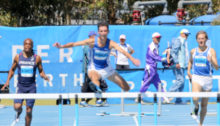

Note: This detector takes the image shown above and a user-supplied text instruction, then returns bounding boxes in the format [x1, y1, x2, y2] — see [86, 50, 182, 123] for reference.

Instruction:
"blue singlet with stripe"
[17, 52, 37, 86]
[192, 47, 212, 76]
[90, 37, 110, 69]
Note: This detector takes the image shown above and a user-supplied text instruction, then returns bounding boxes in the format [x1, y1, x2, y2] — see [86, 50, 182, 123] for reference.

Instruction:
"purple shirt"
[146, 42, 162, 68]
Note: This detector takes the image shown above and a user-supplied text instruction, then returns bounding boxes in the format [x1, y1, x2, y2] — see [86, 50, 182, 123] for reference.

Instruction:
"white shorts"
[88, 64, 116, 79]
[192, 74, 213, 91]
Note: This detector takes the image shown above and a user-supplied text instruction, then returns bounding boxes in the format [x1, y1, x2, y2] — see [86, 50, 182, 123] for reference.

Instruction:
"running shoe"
[11, 112, 20, 126]
[191, 106, 199, 123]
[96, 99, 105, 107]
[80, 101, 89, 107]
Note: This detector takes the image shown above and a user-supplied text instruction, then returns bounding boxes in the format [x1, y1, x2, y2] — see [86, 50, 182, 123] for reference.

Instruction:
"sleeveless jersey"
[17, 52, 37, 86]
[90, 37, 110, 69]
[192, 47, 212, 76]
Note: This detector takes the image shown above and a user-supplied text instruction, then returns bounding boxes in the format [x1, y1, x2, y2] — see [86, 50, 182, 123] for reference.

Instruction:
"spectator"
[168, 29, 190, 104]
[112, 34, 134, 70]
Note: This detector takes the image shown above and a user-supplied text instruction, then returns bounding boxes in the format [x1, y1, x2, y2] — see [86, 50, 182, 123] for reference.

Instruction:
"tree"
[0, 0, 219, 26]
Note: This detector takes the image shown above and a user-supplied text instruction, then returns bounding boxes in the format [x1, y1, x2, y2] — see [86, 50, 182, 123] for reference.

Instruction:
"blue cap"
[88, 31, 97, 37]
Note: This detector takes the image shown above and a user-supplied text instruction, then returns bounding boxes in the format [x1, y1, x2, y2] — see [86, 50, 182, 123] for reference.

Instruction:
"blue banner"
[0, 25, 220, 94]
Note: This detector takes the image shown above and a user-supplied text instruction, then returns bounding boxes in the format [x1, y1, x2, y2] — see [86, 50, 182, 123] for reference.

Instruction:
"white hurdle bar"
[0, 92, 220, 126]
[1, 92, 220, 99]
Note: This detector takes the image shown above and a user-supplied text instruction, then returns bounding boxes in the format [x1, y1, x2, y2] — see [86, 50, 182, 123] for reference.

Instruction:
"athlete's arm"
[110, 41, 140, 66]
[187, 49, 195, 82]
[1, 55, 19, 90]
[53, 38, 94, 48]
[36, 56, 49, 81]
[209, 48, 219, 70]
[166, 50, 170, 64]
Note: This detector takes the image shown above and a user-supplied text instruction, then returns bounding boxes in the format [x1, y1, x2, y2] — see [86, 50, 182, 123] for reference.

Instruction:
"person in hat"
[168, 28, 190, 104]
[139, 32, 169, 103]
[112, 34, 134, 70]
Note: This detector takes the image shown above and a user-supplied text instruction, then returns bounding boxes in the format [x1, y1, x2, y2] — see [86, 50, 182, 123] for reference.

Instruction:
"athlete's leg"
[14, 87, 24, 120]
[24, 86, 36, 126]
[88, 70, 101, 86]
[25, 106, 33, 126]
[199, 96, 209, 126]
[14, 103, 23, 119]
[192, 81, 202, 110]
[107, 72, 130, 91]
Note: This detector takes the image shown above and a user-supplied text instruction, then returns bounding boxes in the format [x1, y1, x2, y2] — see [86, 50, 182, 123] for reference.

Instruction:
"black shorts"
[116, 64, 130, 70]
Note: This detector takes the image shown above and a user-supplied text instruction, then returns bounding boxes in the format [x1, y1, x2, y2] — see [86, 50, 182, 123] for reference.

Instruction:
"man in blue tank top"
[80, 31, 108, 107]
[53, 22, 140, 94]
[187, 31, 219, 126]
[1, 38, 49, 126]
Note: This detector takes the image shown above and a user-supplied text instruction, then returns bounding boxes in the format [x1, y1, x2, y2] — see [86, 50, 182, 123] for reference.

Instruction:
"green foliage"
[0, 0, 220, 26]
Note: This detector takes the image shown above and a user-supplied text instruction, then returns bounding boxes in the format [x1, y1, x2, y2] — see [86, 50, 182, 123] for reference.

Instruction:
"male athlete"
[1, 38, 49, 126]
[53, 22, 140, 93]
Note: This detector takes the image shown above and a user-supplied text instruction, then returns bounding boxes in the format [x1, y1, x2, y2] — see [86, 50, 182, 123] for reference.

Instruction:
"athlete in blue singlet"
[1, 38, 49, 126]
[53, 22, 140, 93]
[187, 31, 219, 126]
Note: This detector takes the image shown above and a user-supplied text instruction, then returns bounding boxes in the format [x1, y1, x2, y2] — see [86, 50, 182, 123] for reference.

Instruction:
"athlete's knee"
[14, 105, 22, 112]
[26, 108, 33, 117]
[201, 103, 208, 109]
[193, 98, 199, 102]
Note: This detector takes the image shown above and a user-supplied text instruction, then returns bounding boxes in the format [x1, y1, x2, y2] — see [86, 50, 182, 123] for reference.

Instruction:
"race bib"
[21, 66, 34, 77]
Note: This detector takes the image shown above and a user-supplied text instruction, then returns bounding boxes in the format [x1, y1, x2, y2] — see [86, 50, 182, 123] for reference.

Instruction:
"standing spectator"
[112, 34, 134, 70]
[139, 32, 169, 103]
[168, 29, 190, 104]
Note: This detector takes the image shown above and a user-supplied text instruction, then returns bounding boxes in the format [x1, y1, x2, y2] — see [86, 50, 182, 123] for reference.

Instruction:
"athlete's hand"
[53, 42, 62, 48]
[187, 72, 192, 83]
[1, 83, 8, 91]
[132, 59, 140, 67]
[44, 76, 50, 81]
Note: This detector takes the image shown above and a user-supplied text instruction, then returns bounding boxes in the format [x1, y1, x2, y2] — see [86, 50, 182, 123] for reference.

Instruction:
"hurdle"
[96, 84, 163, 126]
[0, 92, 220, 126]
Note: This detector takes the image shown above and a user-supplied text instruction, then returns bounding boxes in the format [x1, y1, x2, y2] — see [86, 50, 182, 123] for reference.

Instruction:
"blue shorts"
[14, 84, 36, 108]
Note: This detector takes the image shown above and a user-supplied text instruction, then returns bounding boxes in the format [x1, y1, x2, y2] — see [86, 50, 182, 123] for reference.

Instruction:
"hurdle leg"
[158, 83, 162, 115]
[217, 93, 220, 126]
[58, 95, 63, 126]
[188, 80, 194, 111]
[74, 94, 79, 126]
[121, 89, 124, 113]
[154, 94, 158, 126]
[137, 94, 142, 126]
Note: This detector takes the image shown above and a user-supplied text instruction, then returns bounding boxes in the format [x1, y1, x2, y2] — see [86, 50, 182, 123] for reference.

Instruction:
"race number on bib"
[21, 66, 34, 77]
